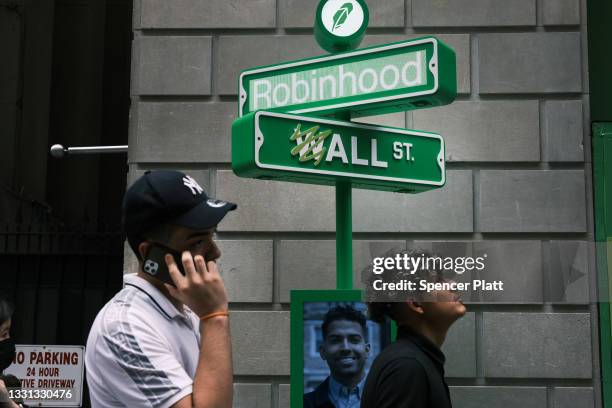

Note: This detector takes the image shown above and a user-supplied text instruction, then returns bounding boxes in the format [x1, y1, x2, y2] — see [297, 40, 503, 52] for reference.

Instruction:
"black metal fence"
[0, 224, 124, 347]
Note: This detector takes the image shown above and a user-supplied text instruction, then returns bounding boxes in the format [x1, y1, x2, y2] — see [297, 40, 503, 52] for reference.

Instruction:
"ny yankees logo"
[183, 175, 204, 195]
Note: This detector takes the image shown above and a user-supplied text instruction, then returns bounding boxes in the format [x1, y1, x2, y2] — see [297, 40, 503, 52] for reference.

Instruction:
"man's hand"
[165, 252, 233, 408]
[164, 252, 228, 317]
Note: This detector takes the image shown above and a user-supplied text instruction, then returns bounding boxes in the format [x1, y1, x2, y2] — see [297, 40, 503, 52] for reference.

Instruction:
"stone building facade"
[126, 1, 595, 407]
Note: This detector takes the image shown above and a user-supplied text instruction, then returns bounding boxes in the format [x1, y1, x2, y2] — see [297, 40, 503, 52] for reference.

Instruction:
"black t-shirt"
[361, 326, 452, 408]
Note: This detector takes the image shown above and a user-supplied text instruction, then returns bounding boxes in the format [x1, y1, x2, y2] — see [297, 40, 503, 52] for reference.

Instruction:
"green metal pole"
[336, 181, 352, 289]
[335, 111, 353, 290]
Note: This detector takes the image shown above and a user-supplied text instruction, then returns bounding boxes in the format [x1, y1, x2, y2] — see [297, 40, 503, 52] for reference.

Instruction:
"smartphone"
[143, 244, 186, 286]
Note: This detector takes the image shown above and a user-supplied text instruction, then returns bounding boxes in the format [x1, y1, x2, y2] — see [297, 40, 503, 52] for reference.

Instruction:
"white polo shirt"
[85, 274, 201, 408]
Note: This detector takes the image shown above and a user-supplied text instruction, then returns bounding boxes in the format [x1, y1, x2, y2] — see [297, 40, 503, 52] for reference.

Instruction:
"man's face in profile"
[320, 320, 370, 380]
[419, 277, 466, 326]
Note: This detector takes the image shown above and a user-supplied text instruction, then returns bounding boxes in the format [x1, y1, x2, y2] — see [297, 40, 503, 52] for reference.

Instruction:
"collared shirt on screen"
[328, 374, 367, 408]
[85, 274, 201, 408]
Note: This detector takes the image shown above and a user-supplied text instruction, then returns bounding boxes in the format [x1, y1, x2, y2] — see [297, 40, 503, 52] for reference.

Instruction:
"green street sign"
[238, 36, 456, 118]
[314, 0, 369, 53]
[232, 110, 445, 192]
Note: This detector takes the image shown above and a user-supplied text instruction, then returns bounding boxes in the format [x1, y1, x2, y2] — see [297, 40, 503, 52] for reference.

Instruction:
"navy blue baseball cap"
[123, 170, 236, 256]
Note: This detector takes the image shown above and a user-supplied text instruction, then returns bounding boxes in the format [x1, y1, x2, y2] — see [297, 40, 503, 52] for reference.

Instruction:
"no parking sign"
[3, 345, 84, 407]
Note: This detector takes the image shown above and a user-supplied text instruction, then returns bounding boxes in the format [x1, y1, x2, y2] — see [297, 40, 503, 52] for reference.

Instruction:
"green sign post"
[232, 0, 456, 307]
[233, 110, 445, 192]
[232, 2, 456, 405]
[239, 36, 456, 118]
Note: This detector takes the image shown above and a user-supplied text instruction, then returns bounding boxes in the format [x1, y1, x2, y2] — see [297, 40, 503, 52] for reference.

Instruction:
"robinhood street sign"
[239, 36, 456, 118]
[232, 111, 445, 192]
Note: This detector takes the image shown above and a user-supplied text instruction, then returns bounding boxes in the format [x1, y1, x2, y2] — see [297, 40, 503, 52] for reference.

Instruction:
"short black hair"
[129, 222, 176, 261]
[321, 305, 368, 340]
[0, 298, 14, 326]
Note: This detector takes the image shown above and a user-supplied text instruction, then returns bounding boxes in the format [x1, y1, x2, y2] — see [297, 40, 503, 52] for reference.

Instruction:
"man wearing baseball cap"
[85, 170, 236, 408]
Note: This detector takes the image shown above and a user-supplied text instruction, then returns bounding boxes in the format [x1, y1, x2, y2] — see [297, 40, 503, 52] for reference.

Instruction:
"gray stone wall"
[127, 0, 595, 407]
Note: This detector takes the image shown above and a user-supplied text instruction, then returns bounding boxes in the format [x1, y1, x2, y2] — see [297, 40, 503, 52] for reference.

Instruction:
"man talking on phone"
[85, 170, 236, 408]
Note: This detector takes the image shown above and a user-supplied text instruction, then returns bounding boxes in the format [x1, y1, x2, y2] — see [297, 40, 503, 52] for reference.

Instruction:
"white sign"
[3, 345, 84, 407]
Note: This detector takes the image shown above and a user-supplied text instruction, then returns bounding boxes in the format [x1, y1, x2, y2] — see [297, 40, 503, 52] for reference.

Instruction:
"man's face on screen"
[320, 320, 370, 379]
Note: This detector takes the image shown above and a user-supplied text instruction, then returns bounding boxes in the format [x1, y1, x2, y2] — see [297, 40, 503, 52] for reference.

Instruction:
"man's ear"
[365, 342, 371, 355]
[406, 301, 424, 315]
[138, 241, 151, 261]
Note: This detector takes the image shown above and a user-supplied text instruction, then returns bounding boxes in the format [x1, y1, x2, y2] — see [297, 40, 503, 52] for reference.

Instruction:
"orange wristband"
[199, 311, 229, 321]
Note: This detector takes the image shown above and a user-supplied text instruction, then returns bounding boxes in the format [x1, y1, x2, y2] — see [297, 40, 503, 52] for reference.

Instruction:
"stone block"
[543, 0, 581, 26]
[280, 0, 404, 28]
[132, 102, 234, 163]
[553, 387, 594, 408]
[544, 100, 584, 162]
[353, 171, 473, 232]
[479, 170, 587, 232]
[231, 311, 290, 375]
[278, 240, 335, 303]
[413, 101, 540, 162]
[442, 312, 477, 377]
[479, 33, 581, 93]
[140, 0, 276, 28]
[361, 34, 471, 94]
[547, 241, 589, 304]
[233, 383, 272, 408]
[216, 36, 322, 95]
[412, 0, 535, 27]
[473, 241, 543, 303]
[450, 386, 547, 408]
[278, 384, 290, 408]
[483, 313, 591, 378]
[216, 240, 273, 303]
[216, 171, 335, 232]
[136, 36, 212, 95]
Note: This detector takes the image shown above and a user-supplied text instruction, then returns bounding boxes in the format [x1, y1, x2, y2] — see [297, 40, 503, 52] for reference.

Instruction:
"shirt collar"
[123, 274, 186, 320]
[328, 373, 367, 400]
[397, 325, 446, 370]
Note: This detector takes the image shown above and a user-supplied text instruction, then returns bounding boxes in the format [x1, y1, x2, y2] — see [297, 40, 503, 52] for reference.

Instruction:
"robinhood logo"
[321, 0, 364, 37]
[332, 3, 353, 32]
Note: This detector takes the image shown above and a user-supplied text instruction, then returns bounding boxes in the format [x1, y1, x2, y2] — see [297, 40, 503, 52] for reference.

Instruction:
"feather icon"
[332, 2, 354, 31]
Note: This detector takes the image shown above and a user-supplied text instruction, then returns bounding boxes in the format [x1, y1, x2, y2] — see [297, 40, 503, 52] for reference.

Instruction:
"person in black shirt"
[361, 249, 466, 408]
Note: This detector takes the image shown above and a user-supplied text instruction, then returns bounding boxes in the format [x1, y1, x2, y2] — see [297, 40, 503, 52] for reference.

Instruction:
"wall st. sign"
[233, 111, 445, 192]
